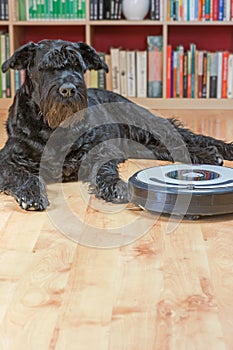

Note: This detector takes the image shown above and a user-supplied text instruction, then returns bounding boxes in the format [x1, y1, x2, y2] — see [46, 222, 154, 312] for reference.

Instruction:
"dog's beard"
[40, 86, 88, 129]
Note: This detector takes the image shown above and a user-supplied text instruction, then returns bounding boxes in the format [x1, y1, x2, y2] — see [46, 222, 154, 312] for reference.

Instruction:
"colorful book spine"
[227, 53, 233, 98]
[166, 45, 172, 97]
[178, 45, 184, 98]
[190, 43, 196, 98]
[222, 51, 229, 98]
[205, 0, 211, 20]
[212, 0, 219, 20]
[202, 51, 208, 98]
[147, 35, 163, 98]
[183, 51, 188, 98]
[218, 0, 224, 20]
[198, 51, 203, 98]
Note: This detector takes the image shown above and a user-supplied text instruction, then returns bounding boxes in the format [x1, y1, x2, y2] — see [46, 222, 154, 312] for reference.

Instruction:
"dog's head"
[2, 39, 109, 128]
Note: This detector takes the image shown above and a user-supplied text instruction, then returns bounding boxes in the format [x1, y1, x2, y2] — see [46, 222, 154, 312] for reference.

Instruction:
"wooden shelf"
[0, 0, 233, 109]
[166, 20, 233, 26]
[13, 20, 86, 26]
[130, 98, 233, 110]
[2, 97, 232, 111]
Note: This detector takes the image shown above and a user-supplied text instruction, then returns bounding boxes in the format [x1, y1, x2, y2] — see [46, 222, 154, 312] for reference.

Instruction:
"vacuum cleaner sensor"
[128, 164, 233, 218]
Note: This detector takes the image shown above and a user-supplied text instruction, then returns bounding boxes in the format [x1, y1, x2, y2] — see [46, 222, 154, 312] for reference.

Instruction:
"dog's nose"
[59, 83, 76, 98]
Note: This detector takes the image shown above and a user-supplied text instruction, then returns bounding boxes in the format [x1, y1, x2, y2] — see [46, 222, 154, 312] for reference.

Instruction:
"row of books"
[89, 38, 233, 99]
[168, 0, 233, 21]
[89, 36, 163, 98]
[90, 0, 122, 20]
[0, 0, 8, 20]
[17, 0, 86, 21]
[90, 0, 163, 20]
[167, 43, 233, 98]
[0, 32, 11, 98]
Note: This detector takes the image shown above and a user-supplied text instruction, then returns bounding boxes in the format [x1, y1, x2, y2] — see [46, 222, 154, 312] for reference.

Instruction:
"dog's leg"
[186, 144, 224, 165]
[170, 119, 233, 164]
[0, 143, 49, 211]
[89, 159, 129, 203]
[78, 142, 129, 203]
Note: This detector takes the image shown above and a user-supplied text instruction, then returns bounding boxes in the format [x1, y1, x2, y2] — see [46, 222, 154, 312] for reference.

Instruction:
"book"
[222, 51, 229, 98]
[190, 43, 196, 98]
[155, 0, 160, 20]
[90, 0, 94, 19]
[136, 50, 147, 97]
[1, 33, 6, 97]
[97, 52, 107, 89]
[98, 0, 104, 20]
[225, 0, 231, 21]
[218, 0, 224, 20]
[89, 69, 98, 88]
[194, 49, 199, 98]
[173, 50, 178, 97]
[212, 0, 219, 20]
[166, 44, 172, 97]
[119, 50, 127, 96]
[187, 50, 191, 98]
[105, 54, 112, 90]
[197, 51, 203, 98]
[227, 54, 233, 98]
[110, 47, 120, 94]
[205, 0, 211, 20]
[5, 33, 11, 97]
[209, 52, 218, 98]
[104, 0, 111, 19]
[150, 0, 155, 19]
[202, 51, 208, 98]
[147, 35, 163, 98]
[126, 50, 136, 97]
[217, 51, 223, 99]
[17, 0, 26, 20]
[14, 71, 21, 91]
[178, 45, 184, 98]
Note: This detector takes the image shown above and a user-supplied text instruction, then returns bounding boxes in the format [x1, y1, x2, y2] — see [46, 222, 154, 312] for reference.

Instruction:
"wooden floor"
[0, 107, 233, 350]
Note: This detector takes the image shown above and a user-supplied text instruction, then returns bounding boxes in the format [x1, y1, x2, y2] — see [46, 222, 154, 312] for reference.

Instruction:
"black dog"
[0, 39, 232, 211]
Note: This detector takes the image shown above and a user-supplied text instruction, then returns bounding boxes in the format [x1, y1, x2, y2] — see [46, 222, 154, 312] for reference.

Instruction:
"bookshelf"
[0, 0, 233, 110]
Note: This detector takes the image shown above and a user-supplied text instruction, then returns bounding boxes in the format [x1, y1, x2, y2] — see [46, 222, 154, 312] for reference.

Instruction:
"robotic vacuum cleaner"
[128, 164, 233, 219]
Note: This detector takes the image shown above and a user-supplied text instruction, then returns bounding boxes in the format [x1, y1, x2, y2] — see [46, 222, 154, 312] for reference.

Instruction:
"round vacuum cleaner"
[128, 164, 233, 219]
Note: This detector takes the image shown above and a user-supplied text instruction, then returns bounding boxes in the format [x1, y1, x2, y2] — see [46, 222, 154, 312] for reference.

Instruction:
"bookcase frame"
[0, 0, 233, 110]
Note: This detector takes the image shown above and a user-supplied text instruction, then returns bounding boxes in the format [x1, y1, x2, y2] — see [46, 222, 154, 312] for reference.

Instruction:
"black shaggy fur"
[0, 39, 232, 211]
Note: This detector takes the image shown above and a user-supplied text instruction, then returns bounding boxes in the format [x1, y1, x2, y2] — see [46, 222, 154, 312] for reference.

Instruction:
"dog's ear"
[2, 42, 38, 72]
[75, 42, 109, 73]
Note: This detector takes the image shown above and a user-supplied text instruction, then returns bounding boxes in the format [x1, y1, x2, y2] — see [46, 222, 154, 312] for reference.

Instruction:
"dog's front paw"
[111, 180, 130, 203]
[90, 179, 130, 204]
[191, 146, 224, 166]
[206, 146, 224, 166]
[14, 176, 49, 211]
